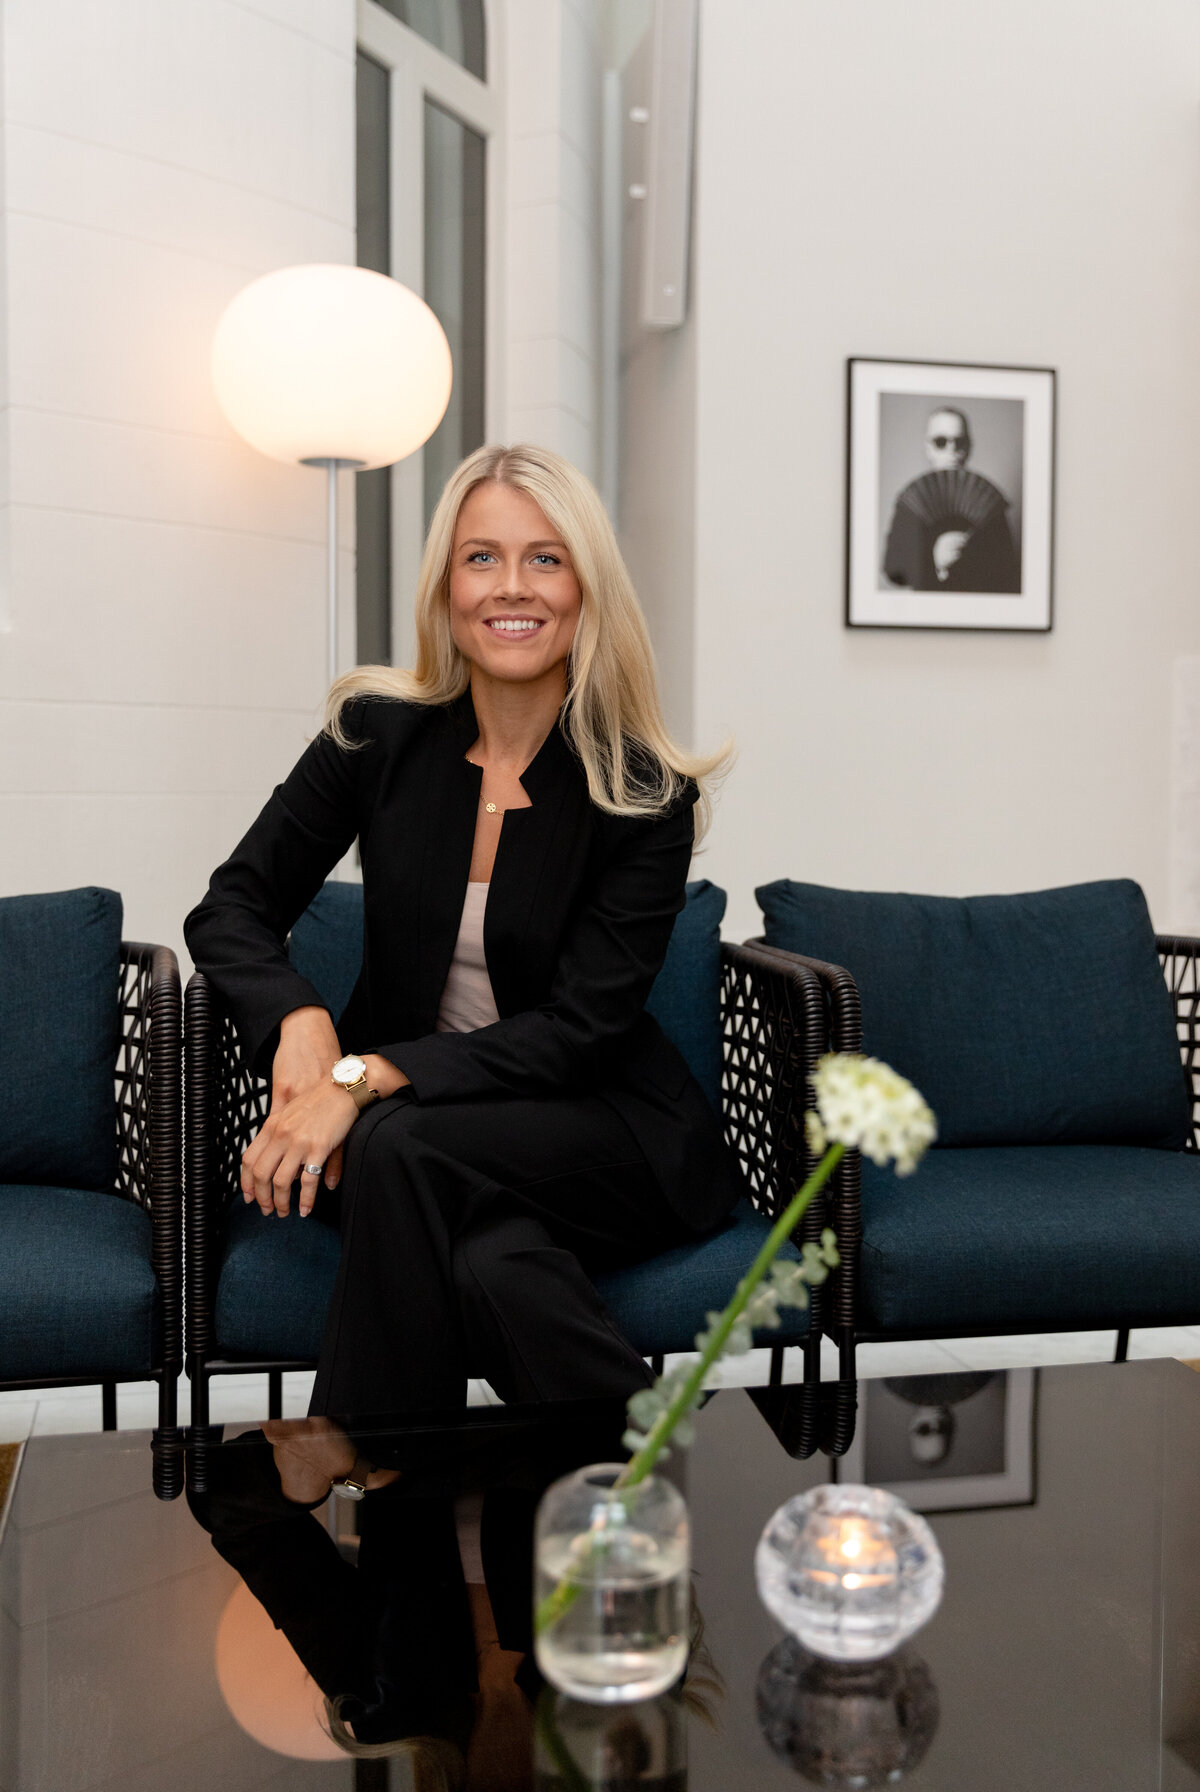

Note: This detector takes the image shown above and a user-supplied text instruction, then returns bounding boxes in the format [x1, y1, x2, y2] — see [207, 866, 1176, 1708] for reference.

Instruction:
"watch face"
[332, 1477, 367, 1501]
[332, 1056, 367, 1087]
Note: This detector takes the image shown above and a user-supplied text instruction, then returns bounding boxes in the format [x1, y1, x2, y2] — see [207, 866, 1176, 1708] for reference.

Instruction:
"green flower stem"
[615, 1143, 845, 1492]
[534, 1143, 845, 1639]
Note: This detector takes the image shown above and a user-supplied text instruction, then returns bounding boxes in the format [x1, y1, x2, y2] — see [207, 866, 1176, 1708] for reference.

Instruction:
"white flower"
[809, 1053, 936, 1175]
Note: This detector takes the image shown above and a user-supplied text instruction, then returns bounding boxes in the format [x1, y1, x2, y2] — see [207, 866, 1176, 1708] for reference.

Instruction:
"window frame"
[356, 0, 505, 667]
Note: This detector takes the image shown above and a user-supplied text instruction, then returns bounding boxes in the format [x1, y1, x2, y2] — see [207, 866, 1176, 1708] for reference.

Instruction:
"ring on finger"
[304, 1162, 324, 1177]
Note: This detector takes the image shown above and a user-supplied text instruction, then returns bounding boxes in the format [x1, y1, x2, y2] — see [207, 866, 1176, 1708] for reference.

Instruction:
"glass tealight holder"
[755, 1484, 943, 1662]
[535, 1466, 690, 1703]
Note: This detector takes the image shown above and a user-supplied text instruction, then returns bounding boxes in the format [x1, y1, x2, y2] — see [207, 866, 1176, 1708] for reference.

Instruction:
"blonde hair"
[324, 1701, 464, 1786]
[326, 443, 730, 837]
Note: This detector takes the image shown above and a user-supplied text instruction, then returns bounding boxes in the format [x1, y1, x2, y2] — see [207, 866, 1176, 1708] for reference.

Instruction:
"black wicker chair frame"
[184, 939, 842, 1483]
[757, 933, 1200, 1405]
[0, 944, 184, 1499]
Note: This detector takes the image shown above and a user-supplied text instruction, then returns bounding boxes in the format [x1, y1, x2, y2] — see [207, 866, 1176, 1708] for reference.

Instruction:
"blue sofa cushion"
[595, 1199, 808, 1355]
[289, 877, 728, 1112]
[859, 1145, 1200, 1332]
[216, 1195, 805, 1363]
[757, 877, 1189, 1150]
[0, 887, 123, 1190]
[288, 880, 365, 1025]
[0, 1184, 157, 1380]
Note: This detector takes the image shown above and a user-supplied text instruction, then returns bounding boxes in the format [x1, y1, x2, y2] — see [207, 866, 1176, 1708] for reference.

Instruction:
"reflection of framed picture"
[846, 357, 1056, 632]
[837, 1370, 1037, 1513]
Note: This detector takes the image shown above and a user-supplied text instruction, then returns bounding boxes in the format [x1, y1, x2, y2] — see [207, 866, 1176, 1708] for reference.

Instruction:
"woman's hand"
[247, 1005, 346, 1211]
[245, 1010, 412, 1216]
[241, 1076, 358, 1218]
[272, 1004, 341, 1108]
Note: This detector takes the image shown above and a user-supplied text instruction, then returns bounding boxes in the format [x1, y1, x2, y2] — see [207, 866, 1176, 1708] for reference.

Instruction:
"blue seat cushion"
[0, 887, 122, 1190]
[757, 877, 1190, 1150]
[216, 1196, 806, 1363]
[860, 1145, 1200, 1332]
[290, 877, 728, 1112]
[595, 1199, 809, 1356]
[0, 1184, 157, 1380]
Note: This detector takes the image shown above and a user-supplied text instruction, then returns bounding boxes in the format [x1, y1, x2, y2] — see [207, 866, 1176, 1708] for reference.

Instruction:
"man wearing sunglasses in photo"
[882, 405, 1021, 594]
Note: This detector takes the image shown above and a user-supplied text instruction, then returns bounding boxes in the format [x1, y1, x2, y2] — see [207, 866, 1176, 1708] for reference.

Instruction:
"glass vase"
[534, 1465, 690, 1703]
[535, 1687, 687, 1789]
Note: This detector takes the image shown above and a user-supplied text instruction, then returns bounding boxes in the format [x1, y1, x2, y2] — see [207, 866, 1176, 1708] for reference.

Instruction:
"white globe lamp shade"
[211, 263, 452, 469]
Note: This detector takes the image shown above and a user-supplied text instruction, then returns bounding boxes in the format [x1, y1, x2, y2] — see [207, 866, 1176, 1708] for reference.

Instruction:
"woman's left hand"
[240, 1080, 358, 1218]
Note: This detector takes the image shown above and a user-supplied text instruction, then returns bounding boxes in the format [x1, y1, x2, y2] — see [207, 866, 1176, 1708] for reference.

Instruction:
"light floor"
[3, 1325, 1200, 1445]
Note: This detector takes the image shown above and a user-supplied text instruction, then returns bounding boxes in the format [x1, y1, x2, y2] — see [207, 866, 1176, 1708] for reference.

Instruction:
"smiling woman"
[184, 442, 735, 1433]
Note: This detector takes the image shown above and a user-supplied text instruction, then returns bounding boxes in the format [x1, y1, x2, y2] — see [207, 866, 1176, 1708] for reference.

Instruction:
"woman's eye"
[467, 551, 496, 565]
[532, 554, 561, 567]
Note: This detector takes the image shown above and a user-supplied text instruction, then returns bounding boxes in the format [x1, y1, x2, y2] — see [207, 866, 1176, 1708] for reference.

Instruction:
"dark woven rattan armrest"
[116, 943, 182, 1375]
[184, 970, 270, 1361]
[741, 938, 862, 1336]
[718, 934, 833, 1336]
[1157, 934, 1200, 1153]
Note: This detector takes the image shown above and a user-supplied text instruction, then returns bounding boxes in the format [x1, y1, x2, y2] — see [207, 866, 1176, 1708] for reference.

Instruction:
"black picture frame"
[846, 356, 1056, 632]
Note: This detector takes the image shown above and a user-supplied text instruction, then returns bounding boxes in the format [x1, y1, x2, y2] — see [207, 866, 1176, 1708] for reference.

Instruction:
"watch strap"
[331, 1452, 375, 1499]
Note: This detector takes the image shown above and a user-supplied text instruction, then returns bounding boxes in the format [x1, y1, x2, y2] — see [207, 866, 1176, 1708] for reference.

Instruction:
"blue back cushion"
[0, 887, 122, 1190]
[757, 877, 1190, 1149]
[646, 879, 726, 1111]
[288, 880, 364, 1024]
[289, 877, 727, 1111]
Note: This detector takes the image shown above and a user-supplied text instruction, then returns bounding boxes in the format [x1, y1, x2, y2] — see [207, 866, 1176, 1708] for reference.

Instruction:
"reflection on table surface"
[5, 1360, 1200, 1790]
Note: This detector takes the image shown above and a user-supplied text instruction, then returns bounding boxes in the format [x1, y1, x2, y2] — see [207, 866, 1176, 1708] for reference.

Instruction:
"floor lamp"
[211, 263, 452, 694]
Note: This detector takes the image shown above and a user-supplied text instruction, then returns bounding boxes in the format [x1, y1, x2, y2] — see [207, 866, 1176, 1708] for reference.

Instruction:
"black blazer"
[184, 690, 738, 1232]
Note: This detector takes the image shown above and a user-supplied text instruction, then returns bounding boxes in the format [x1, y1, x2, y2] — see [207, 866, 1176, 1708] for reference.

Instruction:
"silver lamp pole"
[302, 456, 365, 690]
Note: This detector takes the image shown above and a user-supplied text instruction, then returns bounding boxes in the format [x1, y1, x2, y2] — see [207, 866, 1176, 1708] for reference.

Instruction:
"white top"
[435, 881, 500, 1034]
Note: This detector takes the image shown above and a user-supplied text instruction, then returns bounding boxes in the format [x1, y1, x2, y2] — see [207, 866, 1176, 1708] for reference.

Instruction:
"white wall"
[0, 0, 356, 958]
[674, 0, 1200, 939]
[504, 0, 605, 478]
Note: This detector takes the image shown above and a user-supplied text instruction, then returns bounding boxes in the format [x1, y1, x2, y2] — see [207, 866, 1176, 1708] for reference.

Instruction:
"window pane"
[371, 0, 485, 80]
[423, 100, 486, 531]
[355, 50, 392, 664]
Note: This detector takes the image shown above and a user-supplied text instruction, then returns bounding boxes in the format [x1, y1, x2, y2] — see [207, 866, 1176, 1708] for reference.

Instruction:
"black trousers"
[309, 1090, 695, 1419]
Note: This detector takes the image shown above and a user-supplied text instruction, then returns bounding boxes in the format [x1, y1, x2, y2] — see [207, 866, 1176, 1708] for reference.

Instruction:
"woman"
[185, 443, 736, 1421]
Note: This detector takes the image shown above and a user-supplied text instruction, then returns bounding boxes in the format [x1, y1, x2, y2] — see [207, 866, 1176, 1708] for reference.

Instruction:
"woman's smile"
[483, 615, 546, 635]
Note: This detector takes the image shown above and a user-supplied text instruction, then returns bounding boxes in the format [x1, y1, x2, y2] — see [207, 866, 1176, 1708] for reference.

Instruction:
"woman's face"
[448, 481, 582, 692]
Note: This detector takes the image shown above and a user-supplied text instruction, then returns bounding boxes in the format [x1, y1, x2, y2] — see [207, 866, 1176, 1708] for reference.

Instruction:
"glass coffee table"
[3, 1356, 1199, 1790]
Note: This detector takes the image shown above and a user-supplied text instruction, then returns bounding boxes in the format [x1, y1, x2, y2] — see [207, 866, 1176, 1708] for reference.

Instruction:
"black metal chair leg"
[649, 1355, 664, 1377]
[101, 1381, 117, 1431]
[769, 1345, 784, 1388]
[268, 1369, 283, 1419]
[153, 1368, 184, 1502]
[1114, 1328, 1130, 1363]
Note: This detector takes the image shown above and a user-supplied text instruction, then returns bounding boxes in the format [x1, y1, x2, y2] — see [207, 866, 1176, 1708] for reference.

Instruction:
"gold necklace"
[466, 758, 500, 815]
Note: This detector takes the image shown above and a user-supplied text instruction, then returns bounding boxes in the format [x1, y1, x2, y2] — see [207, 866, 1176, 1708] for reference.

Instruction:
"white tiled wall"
[0, 0, 356, 962]
[504, 0, 604, 478]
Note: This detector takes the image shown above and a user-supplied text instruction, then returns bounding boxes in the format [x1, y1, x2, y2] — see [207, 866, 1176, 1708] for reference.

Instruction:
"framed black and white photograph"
[837, 1370, 1037, 1514]
[846, 358, 1056, 631]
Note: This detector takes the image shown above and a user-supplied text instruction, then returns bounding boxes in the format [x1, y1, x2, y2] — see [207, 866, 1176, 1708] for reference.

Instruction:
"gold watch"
[330, 1452, 374, 1501]
[331, 1054, 380, 1113]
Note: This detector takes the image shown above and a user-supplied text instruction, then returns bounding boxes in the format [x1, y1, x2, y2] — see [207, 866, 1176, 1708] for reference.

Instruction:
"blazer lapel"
[412, 693, 481, 1033]
[485, 722, 591, 1018]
